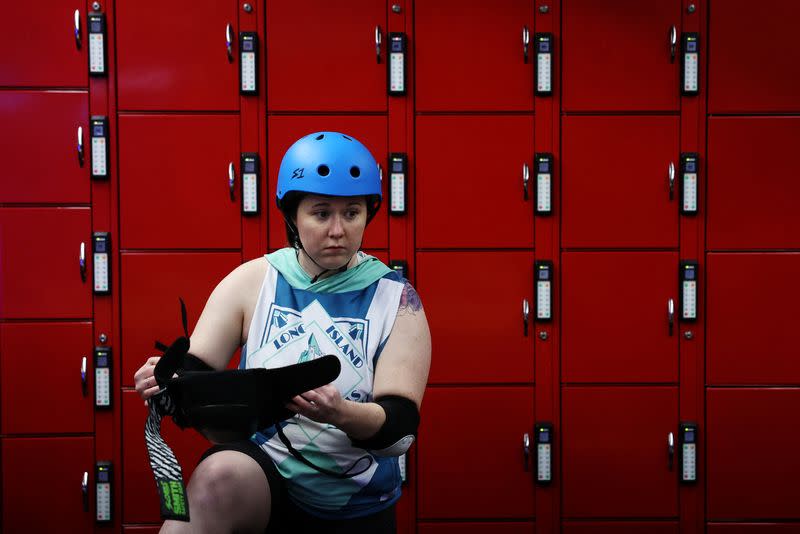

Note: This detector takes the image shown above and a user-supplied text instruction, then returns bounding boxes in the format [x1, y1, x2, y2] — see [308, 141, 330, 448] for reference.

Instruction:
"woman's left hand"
[286, 384, 345, 425]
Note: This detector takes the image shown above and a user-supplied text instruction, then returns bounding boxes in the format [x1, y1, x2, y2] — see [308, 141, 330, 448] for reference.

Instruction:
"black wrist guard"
[350, 395, 419, 457]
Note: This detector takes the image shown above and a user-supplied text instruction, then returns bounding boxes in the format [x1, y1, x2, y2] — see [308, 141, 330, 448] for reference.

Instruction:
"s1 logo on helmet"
[291, 168, 305, 180]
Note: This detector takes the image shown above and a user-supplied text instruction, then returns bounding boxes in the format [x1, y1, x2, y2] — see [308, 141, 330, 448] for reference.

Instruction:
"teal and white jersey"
[242, 248, 406, 519]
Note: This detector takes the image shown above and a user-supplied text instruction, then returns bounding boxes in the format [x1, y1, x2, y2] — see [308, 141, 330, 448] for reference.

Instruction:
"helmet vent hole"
[317, 164, 330, 177]
[315, 134, 325, 140]
[350, 166, 361, 178]
[342, 135, 352, 141]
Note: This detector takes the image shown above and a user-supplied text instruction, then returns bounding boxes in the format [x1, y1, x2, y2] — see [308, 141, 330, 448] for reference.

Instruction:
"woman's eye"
[346, 210, 360, 219]
[314, 211, 329, 219]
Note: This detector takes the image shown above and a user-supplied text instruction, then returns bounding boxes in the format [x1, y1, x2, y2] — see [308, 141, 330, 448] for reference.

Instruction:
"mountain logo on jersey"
[298, 334, 323, 363]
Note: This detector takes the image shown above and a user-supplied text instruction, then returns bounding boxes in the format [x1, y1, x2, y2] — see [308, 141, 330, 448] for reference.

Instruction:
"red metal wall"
[1, 1, 799, 532]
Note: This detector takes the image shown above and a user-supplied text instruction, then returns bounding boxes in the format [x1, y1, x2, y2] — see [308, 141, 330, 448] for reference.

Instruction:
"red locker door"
[709, 0, 800, 113]
[416, 252, 534, 384]
[562, 0, 681, 112]
[419, 523, 534, 533]
[0, 208, 92, 319]
[0, 2, 87, 87]
[563, 523, 678, 534]
[416, 115, 535, 249]
[417, 387, 535, 519]
[267, 0, 386, 112]
[122, 391, 210, 522]
[708, 526, 800, 534]
[562, 252, 679, 383]
[116, 1, 239, 111]
[266, 116, 388, 250]
[707, 389, 800, 519]
[0, 91, 90, 203]
[562, 116, 679, 248]
[118, 115, 241, 249]
[1, 322, 93, 434]
[2, 437, 94, 532]
[707, 118, 800, 250]
[561, 387, 679, 518]
[708, 253, 800, 385]
[415, 0, 535, 111]
[121, 252, 241, 387]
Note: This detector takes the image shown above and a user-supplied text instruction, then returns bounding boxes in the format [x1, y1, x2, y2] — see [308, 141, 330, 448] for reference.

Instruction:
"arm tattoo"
[398, 281, 423, 316]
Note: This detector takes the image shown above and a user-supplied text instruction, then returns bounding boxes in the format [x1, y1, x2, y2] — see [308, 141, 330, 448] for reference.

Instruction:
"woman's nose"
[328, 215, 345, 237]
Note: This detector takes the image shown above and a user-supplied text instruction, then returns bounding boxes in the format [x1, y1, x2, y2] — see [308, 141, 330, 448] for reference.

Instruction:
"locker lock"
[243, 3, 253, 12]
[687, 4, 696, 13]
[92, 2, 101, 11]
[538, 331, 548, 340]
[539, 5, 549, 13]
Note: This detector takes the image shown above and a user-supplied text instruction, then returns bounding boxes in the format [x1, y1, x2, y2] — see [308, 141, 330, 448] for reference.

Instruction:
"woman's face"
[295, 194, 368, 269]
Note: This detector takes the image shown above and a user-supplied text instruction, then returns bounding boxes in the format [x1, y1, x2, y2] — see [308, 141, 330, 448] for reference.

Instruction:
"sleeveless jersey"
[241, 249, 406, 519]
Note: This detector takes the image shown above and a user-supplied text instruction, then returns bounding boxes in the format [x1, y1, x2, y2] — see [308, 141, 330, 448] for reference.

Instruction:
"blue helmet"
[276, 131, 382, 222]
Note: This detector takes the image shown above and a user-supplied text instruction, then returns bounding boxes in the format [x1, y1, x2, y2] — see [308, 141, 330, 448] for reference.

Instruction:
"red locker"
[266, 0, 387, 112]
[419, 523, 534, 533]
[266, 116, 389, 250]
[708, 389, 800, 520]
[561, 115, 680, 248]
[0, 208, 93, 319]
[707, 253, 800, 385]
[561, 387, 678, 518]
[417, 387, 535, 519]
[122, 391, 210, 523]
[416, 251, 534, 384]
[709, 0, 800, 113]
[562, 0, 681, 111]
[415, 0, 535, 111]
[120, 252, 241, 387]
[116, 1, 239, 111]
[708, 526, 800, 534]
[416, 115, 535, 249]
[561, 252, 679, 383]
[0, 91, 90, 204]
[1, 322, 94, 434]
[563, 523, 678, 534]
[118, 114, 242, 249]
[0, 2, 88, 87]
[707, 118, 800, 250]
[2, 437, 95, 532]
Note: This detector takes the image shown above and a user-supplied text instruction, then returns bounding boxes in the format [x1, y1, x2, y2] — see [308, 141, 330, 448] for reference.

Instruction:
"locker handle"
[667, 432, 675, 471]
[522, 298, 530, 336]
[226, 23, 233, 63]
[523, 433, 531, 471]
[74, 9, 82, 49]
[522, 26, 530, 63]
[81, 356, 88, 397]
[669, 26, 677, 63]
[81, 471, 89, 512]
[375, 25, 382, 64]
[522, 163, 530, 201]
[77, 126, 84, 167]
[79, 242, 87, 283]
[668, 161, 675, 201]
[378, 163, 383, 183]
[667, 298, 674, 336]
[228, 162, 236, 201]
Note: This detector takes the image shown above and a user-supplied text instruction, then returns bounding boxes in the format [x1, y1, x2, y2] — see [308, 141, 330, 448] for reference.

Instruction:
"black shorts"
[200, 440, 396, 534]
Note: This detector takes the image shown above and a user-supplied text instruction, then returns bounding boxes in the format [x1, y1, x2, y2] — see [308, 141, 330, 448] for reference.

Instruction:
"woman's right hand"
[134, 356, 162, 405]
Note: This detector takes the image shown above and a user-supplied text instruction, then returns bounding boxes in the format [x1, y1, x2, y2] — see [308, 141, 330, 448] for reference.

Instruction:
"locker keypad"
[89, 33, 104, 74]
[96, 463, 112, 523]
[390, 52, 404, 93]
[241, 51, 256, 92]
[682, 443, 696, 481]
[95, 367, 110, 407]
[91, 136, 107, 177]
[390, 172, 405, 212]
[682, 33, 699, 95]
[537, 443, 551, 481]
[683, 173, 697, 212]
[684, 52, 698, 92]
[682, 279, 696, 319]
[535, 34, 553, 95]
[243, 172, 257, 213]
[94, 252, 109, 293]
[537, 173, 551, 213]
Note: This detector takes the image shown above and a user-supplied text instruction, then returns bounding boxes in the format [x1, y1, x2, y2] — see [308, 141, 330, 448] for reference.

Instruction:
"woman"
[134, 131, 431, 533]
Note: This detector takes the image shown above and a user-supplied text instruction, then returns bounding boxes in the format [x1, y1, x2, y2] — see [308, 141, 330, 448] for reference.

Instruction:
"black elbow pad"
[350, 395, 420, 457]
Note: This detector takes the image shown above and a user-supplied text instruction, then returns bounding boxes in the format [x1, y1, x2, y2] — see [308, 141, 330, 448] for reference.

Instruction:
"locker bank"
[1, 0, 799, 532]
